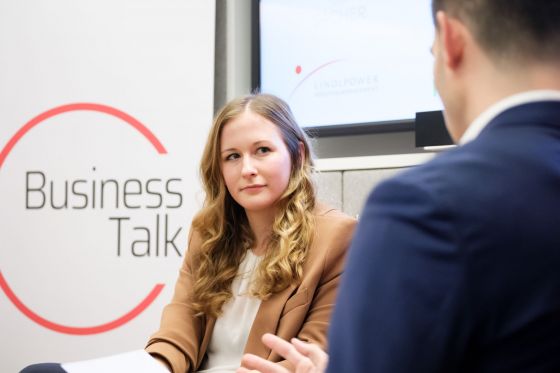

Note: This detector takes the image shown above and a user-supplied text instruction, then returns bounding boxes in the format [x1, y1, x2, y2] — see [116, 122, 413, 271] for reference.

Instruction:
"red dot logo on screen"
[289, 59, 343, 98]
[0, 103, 167, 335]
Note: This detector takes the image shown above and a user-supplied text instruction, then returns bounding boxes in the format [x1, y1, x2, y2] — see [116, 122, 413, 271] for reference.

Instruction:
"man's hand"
[236, 333, 328, 373]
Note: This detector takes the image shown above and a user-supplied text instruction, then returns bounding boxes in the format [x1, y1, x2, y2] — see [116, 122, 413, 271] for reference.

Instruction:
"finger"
[291, 338, 328, 370]
[261, 333, 307, 366]
[290, 338, 314, 355]
[240, 353, 289, 373]
[294, 356, 316, 373]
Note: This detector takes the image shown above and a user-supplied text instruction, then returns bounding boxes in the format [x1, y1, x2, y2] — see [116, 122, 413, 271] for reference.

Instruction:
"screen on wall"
[258, 0, 443, 132]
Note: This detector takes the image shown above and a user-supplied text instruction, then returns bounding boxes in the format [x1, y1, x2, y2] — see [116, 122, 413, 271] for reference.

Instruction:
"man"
[238, 0, 560, 372]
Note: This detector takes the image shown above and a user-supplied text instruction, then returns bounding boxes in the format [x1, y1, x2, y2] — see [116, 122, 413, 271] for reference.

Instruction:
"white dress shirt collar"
[459, 90, 560, 145]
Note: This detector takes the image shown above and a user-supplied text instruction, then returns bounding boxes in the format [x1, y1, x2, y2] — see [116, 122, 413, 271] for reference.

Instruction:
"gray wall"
[314, 167, 406, 217]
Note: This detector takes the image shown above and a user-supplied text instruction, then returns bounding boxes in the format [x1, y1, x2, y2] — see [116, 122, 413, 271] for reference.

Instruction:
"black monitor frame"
[251, 0, 451, 144]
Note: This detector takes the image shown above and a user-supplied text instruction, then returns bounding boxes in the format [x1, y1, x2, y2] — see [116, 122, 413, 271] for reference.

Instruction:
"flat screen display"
[258, 0, 443, 130]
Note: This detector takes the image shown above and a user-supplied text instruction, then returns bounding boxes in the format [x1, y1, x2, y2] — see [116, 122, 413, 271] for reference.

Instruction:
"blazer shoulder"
[188, 227, 203, 250]
[313, 202, 357, 243]
[314, 201, 356, 224]
[181, 226, 206, 266]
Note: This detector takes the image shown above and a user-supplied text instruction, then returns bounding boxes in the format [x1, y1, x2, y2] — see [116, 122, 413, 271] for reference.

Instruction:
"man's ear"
[436, 11, 466, 70]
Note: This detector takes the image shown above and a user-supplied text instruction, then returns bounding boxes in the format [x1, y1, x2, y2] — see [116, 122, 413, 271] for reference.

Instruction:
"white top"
[459, 90, 560, 145]
[197, 250, 263, 373]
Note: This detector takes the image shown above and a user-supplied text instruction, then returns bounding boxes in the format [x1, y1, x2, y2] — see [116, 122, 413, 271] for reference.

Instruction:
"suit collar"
[460, 90, 560, 145]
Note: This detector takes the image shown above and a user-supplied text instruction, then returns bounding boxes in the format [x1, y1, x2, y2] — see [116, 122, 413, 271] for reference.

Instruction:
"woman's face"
[220, 110, 293, 215]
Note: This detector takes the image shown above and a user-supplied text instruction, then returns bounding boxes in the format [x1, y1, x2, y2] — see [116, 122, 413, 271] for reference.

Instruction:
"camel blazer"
[146, 205, 356, 373]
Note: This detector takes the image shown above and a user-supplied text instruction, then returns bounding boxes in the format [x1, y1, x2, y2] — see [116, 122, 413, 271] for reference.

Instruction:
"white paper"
[61, 350, 169, 373]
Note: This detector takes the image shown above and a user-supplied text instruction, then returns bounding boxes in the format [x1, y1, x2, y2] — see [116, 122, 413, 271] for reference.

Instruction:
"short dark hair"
[432, 0, 560, 63]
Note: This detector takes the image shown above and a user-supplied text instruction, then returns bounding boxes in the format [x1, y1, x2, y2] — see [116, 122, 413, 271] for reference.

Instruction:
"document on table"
[61, 349, 169, 373]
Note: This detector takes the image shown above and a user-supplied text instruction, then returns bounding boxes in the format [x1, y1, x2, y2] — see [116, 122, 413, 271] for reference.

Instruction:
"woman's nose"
[241, 156, 257, 177]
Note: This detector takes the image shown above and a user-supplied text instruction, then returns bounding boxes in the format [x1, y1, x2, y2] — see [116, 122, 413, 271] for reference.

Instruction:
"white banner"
[0, 1, 215, 371]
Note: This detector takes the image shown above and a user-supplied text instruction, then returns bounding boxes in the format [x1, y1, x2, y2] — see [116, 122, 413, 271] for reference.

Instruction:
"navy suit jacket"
[328, 101, 560, 372]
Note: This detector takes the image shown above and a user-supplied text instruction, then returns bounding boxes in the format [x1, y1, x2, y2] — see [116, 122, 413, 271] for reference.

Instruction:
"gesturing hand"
[236, 333, 328, 373]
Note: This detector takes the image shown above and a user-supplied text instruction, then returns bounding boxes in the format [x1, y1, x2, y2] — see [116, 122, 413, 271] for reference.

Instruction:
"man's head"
[432, 0, 560, 64]
[430, 0, 560, 141]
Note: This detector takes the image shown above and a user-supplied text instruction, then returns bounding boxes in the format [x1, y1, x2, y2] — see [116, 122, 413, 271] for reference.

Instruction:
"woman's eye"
[225, 153, 239, 161]
[256, 146, 271, 154]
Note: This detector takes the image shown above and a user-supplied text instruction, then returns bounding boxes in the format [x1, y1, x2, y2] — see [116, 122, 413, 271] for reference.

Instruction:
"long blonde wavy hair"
[191, 93, 316, 318]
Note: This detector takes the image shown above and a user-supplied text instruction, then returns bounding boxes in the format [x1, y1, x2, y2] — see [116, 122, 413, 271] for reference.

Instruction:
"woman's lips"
[241, 184, 265, 191]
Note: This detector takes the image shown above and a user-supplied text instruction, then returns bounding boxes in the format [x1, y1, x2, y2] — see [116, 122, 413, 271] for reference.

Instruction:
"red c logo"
[0, 103, 166, 335]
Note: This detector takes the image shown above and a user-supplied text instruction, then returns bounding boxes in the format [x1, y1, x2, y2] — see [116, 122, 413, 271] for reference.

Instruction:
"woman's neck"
[246, 209, 275, 256]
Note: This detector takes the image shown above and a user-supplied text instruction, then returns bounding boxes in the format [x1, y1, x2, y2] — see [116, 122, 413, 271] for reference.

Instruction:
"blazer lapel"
[243, 283, 298, 357]
[197, 316, 216, 368]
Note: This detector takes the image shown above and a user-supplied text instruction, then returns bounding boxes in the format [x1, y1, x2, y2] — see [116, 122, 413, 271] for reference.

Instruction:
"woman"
[145, 93, 356, 373]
